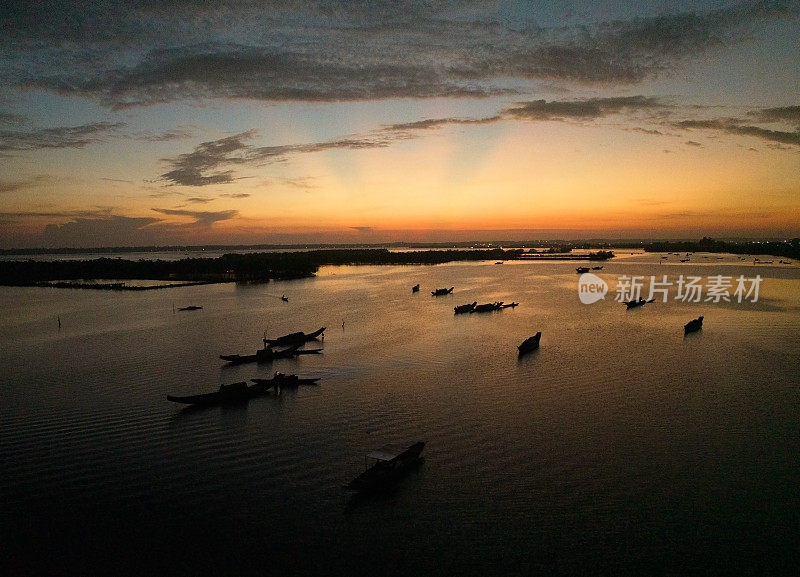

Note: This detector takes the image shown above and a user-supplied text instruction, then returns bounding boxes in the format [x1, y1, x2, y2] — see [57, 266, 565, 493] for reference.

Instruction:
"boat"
[454, 302, 477, 314]
[471, 302, 503, 313]
[501, 302, 519, 308]
[576, 267, 590, 273]
[680, 258, 690, 262]
[251, 372, 320, 391]
[412, 284, 420, 293]
[495, 261, 503, 264]
[264, 327, 325, 346]
[431, 287, 454, 296]
[518, 332, 541, 354]
[177, 305, 202, 311]
[219, 343, 322, 364]
[623, 297, 654, 309]
[684, 316, 704, 335]
[591, 266, 603, 270]
[281, 295, 289, 302]
[167, 374, 319, 406]
[344, 442, 425, 492]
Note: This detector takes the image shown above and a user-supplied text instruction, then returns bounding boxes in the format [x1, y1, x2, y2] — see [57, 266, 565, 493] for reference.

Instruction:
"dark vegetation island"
[1, 237, 796, 290]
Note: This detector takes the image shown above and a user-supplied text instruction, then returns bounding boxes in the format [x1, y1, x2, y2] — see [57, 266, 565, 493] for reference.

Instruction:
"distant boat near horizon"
[177, 305, 202, 311]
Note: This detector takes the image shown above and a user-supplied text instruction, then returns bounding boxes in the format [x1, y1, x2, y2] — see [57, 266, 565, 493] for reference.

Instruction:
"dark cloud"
[750, 105, 800, 126]
[160, 131, 392, 186]
[39, 215, 161, 247]
[505, 96, 664, 120]
[686, 141, 702, 147]
[0, 121, 125, 152]
[3, 1, 797, 107]
[675, 118, 800, 146]
[151, 207, 237, 225]
[185, 197, 214, 204]
[385, 116, 502, 131]
[220, 192, 250, 198]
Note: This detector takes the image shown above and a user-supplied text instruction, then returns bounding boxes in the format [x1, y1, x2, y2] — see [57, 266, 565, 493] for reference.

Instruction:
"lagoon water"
[2, 253, 799, 576]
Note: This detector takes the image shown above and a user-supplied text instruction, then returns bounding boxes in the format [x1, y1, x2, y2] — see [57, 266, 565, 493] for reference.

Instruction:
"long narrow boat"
[251, 373, 320, 391]
[684, 315, 704, 335]
[177, 305, 203, 311]
[518, 332, 541, 354]
[167, 374, 320, 405]
[471, 302, 503, 313]
[219, 344, 322, 364]
[624, 297, 655, 309]
[167, 381, 251, 406]
[431, 287, 454, 296]
[454, 302, 477, 314]
[344, 442, 425, 492]
[264, 327, 325, 346]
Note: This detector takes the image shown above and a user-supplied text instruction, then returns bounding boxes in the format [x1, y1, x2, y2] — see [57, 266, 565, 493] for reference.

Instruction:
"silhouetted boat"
[684, 316, 704, 335]
[264, 327, 325, 346]
[344, 442, 425, 492]
[178, 305, 202, 311]
[432, 287, 454, 296]
[219, 343, 322, 364]
[501, 302, 519, 308]
[495, 261, 503, 264]
[576, 267, 590, 273]
[591, 266, 603, 270]
[251, 373, 320, 391]
[680, 258, 690, 262]
[281, 295, 289, 302]
[412, 284, 420, 292]
[518, 332, 541, 354]
[471, 302, 503, 312]
[167, 374, 318, 405]
[454, 302, 477, 314]
[624, 297, 654, 309]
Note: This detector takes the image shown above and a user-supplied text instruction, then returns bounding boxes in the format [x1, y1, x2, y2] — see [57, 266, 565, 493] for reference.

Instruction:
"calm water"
[2, 253, 799, 576]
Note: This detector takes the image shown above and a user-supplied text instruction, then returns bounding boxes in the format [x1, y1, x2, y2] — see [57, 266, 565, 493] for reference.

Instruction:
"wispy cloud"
[220, 192, 250, 199]
[136, 127, 194, 142]
[504, 96, 664, 121]
[151, 207, 237, 226]
[675, 118, 800, 146]
[0, 121, 125, 152]
[0, 174, 51, 193]
[160, 131, 393, 186]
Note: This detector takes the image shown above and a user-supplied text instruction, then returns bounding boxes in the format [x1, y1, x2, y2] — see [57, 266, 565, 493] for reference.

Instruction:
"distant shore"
[1, 238, 797, 290]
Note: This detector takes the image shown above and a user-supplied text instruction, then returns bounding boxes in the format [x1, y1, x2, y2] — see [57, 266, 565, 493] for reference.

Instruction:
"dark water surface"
[2, 254, 799, 576]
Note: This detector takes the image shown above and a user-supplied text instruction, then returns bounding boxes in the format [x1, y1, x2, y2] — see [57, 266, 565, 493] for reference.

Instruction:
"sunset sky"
[1, 0, 798, 247]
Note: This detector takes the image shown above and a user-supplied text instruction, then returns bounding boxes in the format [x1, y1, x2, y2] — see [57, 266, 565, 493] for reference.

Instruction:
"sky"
[1, 0, 798, 248]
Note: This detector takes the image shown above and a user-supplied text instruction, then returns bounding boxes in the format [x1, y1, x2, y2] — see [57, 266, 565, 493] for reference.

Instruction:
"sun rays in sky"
[1, 1, 798, 247]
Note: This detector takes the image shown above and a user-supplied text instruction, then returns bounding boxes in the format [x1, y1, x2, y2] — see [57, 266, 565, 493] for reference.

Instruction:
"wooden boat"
[518, 332, 541, 354]
[177, 305, 202, 311]
[412, 284, 420, 293]
[166, 381, 251, 406]
[454, 302, 477, 314]
[501, 302, 519, 308]
[344, 442, 425, 492]
[624, 297, 654, 309]
[281, 295, 289, 302]
[219, 343, 322, 364]
[251, 373, 320, 391]
[431, 287, 454, 296]
[591, 266, 603, 270]
[576, 267, 590, 273]
[684, 315, 704, 335]
[471, 302, 503, 313]
[167, 374, 319, 406]
[264, 327, 325, 346]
